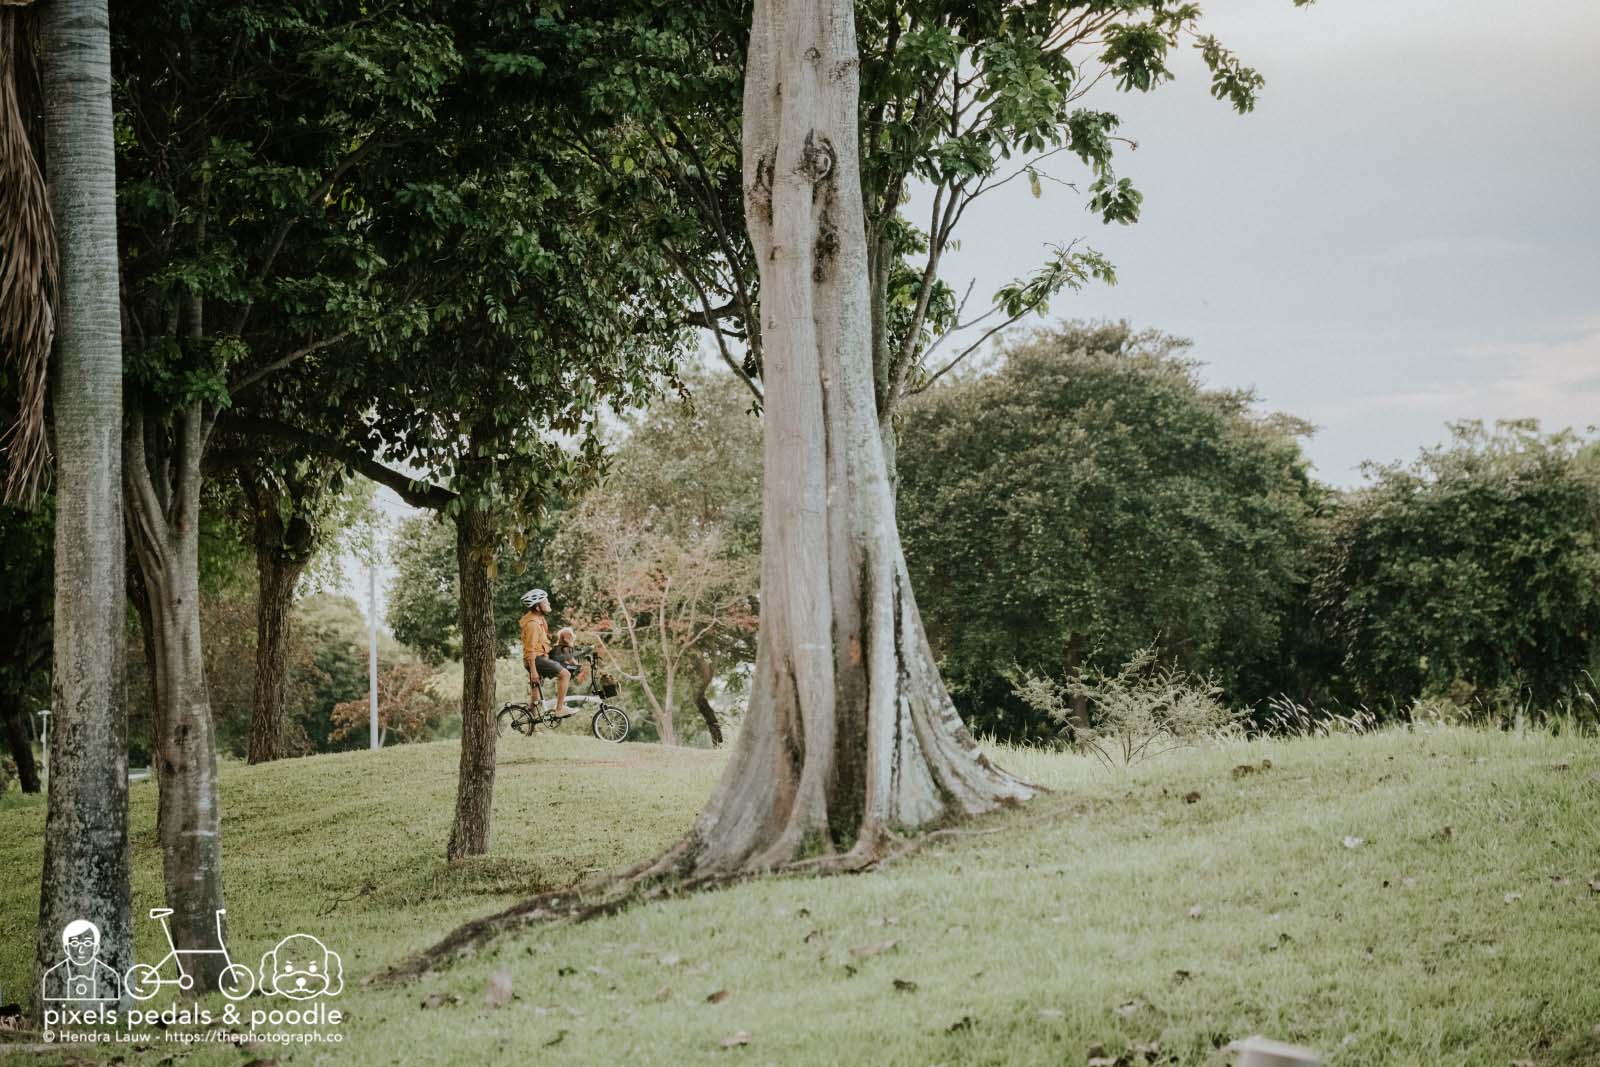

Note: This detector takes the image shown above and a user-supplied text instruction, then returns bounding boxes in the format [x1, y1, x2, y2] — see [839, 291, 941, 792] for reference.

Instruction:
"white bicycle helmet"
[521, 588, 549, 609]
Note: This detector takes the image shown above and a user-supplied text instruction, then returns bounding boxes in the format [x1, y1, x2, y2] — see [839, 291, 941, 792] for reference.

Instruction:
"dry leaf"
[543, 1030, 569, 1048]
[849, 939, 898, 959]
[868, 915, 900, 927]
[420, 991, 461, 1010]
[1504, 892, 1523, 904]
[1172, 969, 1192, 983]
[803, 929, 823, 943]
[720, 1030, 751, 1048]
[947, 1015, 975, 1033]
[1187, 905, 1204, 920]
[1114, 999, 1143, 1018]
[706, 990, 730, 1004]
[1342, 836, 1365, 849]
[1435, 826, 1454, 842]
[1231, 764, 1256, 779]
[1182, 791, 1201, 804]
[484, 970, 514, 1008]
[653, 984, 671, 1002]
[1588, 880, 1600, 894]
[893, 978, 919, 993]
[1551, 759, 1571, 771]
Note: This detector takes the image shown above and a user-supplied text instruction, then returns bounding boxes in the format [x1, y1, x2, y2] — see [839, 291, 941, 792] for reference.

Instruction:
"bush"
[1012, 647, 1240, 767]
[898, 322, 1320, 740]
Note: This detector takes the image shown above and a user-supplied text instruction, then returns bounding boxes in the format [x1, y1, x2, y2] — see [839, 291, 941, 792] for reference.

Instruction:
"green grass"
[2, 727, 1597, 1065]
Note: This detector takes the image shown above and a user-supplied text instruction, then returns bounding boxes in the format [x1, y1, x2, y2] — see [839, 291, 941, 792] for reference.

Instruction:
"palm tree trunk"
[34, 0, 133, 1014]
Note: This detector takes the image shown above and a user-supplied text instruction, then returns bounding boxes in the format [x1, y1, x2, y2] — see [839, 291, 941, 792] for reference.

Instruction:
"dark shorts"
[532, 656, 568, 680]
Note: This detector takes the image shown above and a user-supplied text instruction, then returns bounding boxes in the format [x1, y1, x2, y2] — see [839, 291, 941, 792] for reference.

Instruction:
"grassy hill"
[1, 726, 1597, 1065]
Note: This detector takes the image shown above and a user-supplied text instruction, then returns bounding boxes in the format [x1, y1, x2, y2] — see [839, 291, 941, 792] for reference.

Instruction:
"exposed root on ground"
[372, 795, 1049, 986]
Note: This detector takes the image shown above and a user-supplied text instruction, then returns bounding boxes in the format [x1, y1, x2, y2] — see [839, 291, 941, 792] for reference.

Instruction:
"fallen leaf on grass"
[543, 1030, 569, 1048]
[1551, 759, 1571, 771]
[706, 990, 729, 1004]
[420, 992, 462, 1010]
[1342, 836, 1365, 849]
[947, 1015, 975, 1033]
[484, 971, 514, 1008]
[1182, 791, 1201, 804]
[1187, 905, 1204, 920]
[1114, 999, 1143, 1018]
[1231, 764, 1256, 779]
[849, 939, 898, 959]
[893, 978, 919, 993]
[1172, 969, 1192, 983]
[653, 985, 671, 1002]
[1435, 826, 1454, 843]
[1551, 875, 1572, 887]
[1037, 1008, 1065, 1021]
[1504, 892, 1523, 904]
[1589, 880, 1600, 894]
[867, 915, 900, 927]
[720, 1030, 751, 1048]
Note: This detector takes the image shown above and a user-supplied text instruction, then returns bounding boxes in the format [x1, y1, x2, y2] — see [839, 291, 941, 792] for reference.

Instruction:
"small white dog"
[259, 933, 344, 1000]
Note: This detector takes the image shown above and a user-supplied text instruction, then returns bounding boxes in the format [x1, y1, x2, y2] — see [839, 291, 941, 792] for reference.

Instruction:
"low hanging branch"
[0, 3, 57, 505]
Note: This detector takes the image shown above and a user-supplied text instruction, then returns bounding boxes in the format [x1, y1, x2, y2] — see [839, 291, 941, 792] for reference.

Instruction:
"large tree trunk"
[672, 0, 1032, 878]
[34, 0, 134, 1014]
[125, 405, 228, 992]
[2, 693, 41, 793]
[446, 502, 497, 860]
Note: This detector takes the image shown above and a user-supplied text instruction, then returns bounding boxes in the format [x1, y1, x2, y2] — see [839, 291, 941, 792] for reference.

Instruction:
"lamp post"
[368, 545, 379, 751]
[36, 708, 50, 784]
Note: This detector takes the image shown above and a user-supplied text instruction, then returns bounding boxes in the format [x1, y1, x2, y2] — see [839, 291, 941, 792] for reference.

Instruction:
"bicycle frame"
[127, 908, 254, 1001]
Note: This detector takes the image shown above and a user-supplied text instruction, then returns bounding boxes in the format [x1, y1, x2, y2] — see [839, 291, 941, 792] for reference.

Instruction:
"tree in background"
[30, 0, 135, 1011]
[1313, 420, 1600, 717]
[330, 662, 449, 748]
[897, 323, 1320, 738]
[550, 370, 761, 746]
[0, 500, 50, 792]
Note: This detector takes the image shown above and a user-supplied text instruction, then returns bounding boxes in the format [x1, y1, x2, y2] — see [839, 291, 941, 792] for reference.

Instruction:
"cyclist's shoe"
[552, 707, 578, 719]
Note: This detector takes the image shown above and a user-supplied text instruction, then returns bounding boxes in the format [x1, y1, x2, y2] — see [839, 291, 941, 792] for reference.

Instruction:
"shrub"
[1012, 647, 1241, 767]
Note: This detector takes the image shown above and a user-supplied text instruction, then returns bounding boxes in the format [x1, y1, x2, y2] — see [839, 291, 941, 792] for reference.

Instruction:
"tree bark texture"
[242, 483, 315, 764]
[124, 404, 227, 992]
[671, 0, 1032, 878]
[34, 0, 134, 1013]
[446, 502, 498, 860]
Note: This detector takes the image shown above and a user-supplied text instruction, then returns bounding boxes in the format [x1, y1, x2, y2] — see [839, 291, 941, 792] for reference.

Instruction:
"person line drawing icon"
[41, 919, 121, 1002]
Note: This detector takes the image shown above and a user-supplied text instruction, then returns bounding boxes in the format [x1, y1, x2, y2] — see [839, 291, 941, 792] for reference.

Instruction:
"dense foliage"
[1312, 422, 1600, 716]
[897, 323, 1322, 737]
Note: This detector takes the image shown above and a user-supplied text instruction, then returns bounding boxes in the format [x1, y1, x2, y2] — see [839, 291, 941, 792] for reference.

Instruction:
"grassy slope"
[2, 727, 1597, 1065]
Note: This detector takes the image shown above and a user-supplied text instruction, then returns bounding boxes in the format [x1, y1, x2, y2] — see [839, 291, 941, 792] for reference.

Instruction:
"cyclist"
[519, 588, 573, 718]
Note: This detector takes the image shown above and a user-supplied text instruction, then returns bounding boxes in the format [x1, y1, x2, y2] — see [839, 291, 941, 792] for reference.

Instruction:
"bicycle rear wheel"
[592, 704, 630, 743]
[496, 703, 535, 737]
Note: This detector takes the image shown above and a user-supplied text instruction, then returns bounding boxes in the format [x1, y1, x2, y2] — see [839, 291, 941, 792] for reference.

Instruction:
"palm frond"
[0, 4, 57, 506]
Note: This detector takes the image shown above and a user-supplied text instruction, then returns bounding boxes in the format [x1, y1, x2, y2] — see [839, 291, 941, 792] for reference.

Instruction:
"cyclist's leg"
[554, 666, 571, 715]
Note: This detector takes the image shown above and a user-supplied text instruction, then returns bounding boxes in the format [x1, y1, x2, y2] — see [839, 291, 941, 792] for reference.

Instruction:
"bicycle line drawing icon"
[125, 907, 255, 1001]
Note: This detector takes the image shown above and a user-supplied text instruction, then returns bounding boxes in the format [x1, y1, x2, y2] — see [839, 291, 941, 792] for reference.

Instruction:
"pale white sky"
[921, 0, 1600, 484]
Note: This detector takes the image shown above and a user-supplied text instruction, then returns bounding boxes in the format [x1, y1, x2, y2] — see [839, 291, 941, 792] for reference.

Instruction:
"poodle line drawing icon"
[259, 933, 344, 999]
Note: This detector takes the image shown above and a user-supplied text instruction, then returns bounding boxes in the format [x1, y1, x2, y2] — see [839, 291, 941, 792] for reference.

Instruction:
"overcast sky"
[925, 0, 1600, 485]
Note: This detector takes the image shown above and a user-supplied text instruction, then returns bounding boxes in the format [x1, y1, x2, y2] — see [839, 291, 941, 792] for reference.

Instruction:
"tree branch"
[218, 416, 456, 510]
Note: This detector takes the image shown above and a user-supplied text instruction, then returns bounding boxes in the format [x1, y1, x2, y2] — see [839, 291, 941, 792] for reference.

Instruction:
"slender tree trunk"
[667, 0, 1032, 878]
[125, 405, 227, 992]
[3, 694, 41, 793]
[691, 654, 724, 746]
[446, 502, 497, 860]
[247, 536, 310, 763]
[35, 0, 133, 1014]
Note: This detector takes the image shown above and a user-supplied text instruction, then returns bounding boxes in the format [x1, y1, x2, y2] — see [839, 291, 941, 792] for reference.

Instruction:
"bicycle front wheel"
[592, 704, 630, 743]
